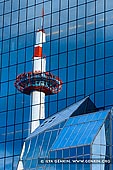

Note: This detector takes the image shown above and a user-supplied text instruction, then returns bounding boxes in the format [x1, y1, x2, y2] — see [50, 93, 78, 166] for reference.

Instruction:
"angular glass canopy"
[28, 96, 97, 140]
[51, 110, 109, 150]
[19, 97, 111, 170]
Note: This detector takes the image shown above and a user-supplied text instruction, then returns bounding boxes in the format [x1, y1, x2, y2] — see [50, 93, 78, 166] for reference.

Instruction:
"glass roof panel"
[27, 97, 91, 140]
[51, 110, 109, 150]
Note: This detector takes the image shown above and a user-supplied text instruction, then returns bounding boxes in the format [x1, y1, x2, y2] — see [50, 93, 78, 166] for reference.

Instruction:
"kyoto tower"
[14, 9, 62, 133]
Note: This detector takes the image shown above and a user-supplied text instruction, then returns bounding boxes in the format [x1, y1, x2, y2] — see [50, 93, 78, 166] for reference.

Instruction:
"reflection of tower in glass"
[14, 13, 62, 133]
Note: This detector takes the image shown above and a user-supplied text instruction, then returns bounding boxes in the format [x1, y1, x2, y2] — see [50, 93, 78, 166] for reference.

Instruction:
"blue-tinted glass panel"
[86, 16, 95, 31]
[106, 0, 113, 10]
[78, 5, 85, 19]
[95, 75, 104, 92]
[86, 77, 94, 95]
[40, 131, 51, 157]
[105, 41, 113, 57]
[76, 79, 84, 96]
[106, 25, 113, 41]
[6, 141, 13, 157]
[70, 147, 76, 157]
[77, 48, 85, 64]
[86, 30, 94, 46]
[33, 134, 44, 158]
[26, 136, 37, 158]
[96, 13, 104, 28]
[84, 145, 90, 155]
[51, 111, 108, 149]
[0, 143, 5, 158]
[69, 7, 76, 21]
[96, 0, 104, 14]
[87, 2, 95, 16]
[105, 73, 113, 90]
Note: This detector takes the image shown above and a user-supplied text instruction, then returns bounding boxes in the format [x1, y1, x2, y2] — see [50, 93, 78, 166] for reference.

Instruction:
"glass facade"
[21, 98, 112, 170]
[0, 0, 113, 169]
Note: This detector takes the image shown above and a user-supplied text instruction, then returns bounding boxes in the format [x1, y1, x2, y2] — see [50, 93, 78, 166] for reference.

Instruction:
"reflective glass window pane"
[69, 7, 77, 21]
[60, 10, 68, 24]
[105, 57, 113, 73]
[86, 61, 94, 78]
[14, 140, 22, 155]
[105, 25, 113, 41]
[78, 5, 85, 19]
[52, 0, 59, 12]
[59, 38, 67, 53]
[27, 19, 34, 33]
[7, 110, 14, 125]
[12, 0, 19, 11]
[5, 157, 13, 170]
[95, 91, 104, 108]
[67, 82, 75, 97]
[96, 59, 104, 76]
[68, 51, 76, 66]
[0, 159, 4, 169]
[15, 124, 22, 139]
[4, 14, 10, 27]
[3, 26, 10, 40]
[76, 79, 84, 96]
[51, 26, 59, 40]
[0, 112, 6, 127]
[20, 0, 27, 9]
[0, 2, 4, 15]
[7, 126, 14, 141]
[0, 97, 7, 112]
[76, 64, 84, 80]
[70, 147, 76, 157]
[96, 0, 104, 14]
[77, 18, 85, 33]
[44, 1, 51, 15]
[12, 11, 18, 24]
[59, 53, 67, 68]
[27, 6, 34, 20]
[86, 77, 94, 95]
[105, 73, 113, 90]
[96, 13, 104, 28]
[105, 41, 113, 57]
[1, 82, 8, 96]
[96, 43, 104, 59]
[67, 66, 76, 81]
[19, 9, 26, 22]
[87, 2, 95, 16]
[86, 16, 95, 31]
[61, 0, 68, 9]
[69, 21, 76, 35]
[69, 0, 77, 7]
[86, 46, 94, 62]
[30, 159, 37, 169]
[105, 90, 113, 106]
[19, 22, 26, 35]
[51, 40, 58, 55]
[6, 141, 13, 157]
[84, 145, 90, 154]
[95, 75, 104, 92]
[68, 35, 76, 50]
[77, 48, 85, 64]
[77, 32, 85, 48]
[11, 24, 18, 37]
[86, 30, 94, 46]
[106, 0, 113, 10]
[3, 40, 9, 53]
[77, 146, 83, 156]
[0, 128, 5, 142]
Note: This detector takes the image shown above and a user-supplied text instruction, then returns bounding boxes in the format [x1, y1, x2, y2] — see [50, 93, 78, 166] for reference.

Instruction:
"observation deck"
[14, 71, 62, 95]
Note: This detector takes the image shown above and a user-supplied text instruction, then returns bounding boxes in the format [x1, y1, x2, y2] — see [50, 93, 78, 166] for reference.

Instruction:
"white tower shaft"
[31, 30, 46, 133]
